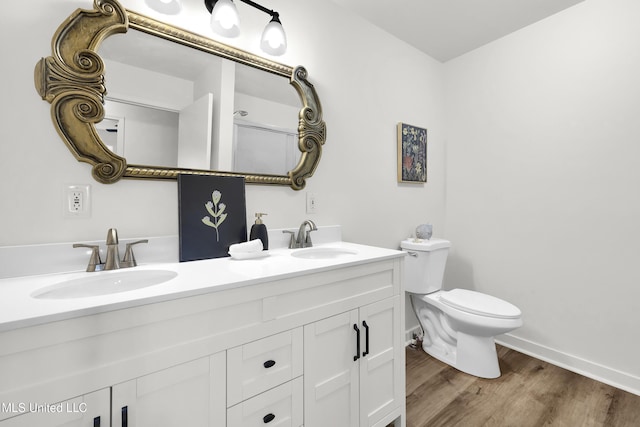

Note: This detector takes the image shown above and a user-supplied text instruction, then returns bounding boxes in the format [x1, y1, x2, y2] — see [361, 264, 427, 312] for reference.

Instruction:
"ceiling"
[329, 0, 584, 62]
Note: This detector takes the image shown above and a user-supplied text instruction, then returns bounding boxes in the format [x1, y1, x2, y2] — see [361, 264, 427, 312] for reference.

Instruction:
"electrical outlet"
[64, 185, 91, 218]
[306, 192, 318, 214]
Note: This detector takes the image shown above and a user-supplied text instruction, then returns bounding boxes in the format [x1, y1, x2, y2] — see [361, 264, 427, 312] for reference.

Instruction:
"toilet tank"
[401, 238, 451, 294]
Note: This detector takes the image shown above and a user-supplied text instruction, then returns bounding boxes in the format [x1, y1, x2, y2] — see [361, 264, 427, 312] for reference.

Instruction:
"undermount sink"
[31, 269, 178, 299]
[291, 247, 358, 259]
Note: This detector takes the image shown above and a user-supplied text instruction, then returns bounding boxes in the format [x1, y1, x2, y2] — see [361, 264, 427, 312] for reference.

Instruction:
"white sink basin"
[32, 269, 178, 299]
[291, 247, 358, 259]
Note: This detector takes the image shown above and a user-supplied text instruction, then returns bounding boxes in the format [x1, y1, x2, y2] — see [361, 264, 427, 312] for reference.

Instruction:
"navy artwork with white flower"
[397, 122, 427, 183]
[178, 175, 248, 262]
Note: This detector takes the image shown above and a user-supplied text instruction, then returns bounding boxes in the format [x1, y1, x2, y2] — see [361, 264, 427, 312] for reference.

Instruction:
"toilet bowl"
[402, 238, 523, 378]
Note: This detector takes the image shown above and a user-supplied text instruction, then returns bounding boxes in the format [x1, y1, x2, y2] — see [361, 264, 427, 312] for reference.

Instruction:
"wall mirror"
[35, 0, 325, 190]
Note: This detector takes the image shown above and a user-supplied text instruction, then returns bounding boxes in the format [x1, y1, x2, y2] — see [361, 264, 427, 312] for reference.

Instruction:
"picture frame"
[397, 122, 427, 183]
[178, 175, 247, 262]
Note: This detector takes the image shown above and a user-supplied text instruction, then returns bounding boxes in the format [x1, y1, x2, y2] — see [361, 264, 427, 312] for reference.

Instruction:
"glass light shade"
[144, 0, 183, 15]
[210, 0, 240, 38]
[260, 17, 287, 56]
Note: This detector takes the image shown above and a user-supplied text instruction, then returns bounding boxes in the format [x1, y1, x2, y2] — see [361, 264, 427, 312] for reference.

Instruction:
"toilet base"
[422, 332, 501, 379]
[456, 333, 500, 378]
[411, 293, 507, 379]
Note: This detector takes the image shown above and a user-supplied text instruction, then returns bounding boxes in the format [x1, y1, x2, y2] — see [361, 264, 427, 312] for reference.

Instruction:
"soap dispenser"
[250, 212, 269, 250]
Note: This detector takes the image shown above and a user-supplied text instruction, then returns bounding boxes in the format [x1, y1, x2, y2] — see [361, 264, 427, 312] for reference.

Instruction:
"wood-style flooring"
[405, 345, 640, 427]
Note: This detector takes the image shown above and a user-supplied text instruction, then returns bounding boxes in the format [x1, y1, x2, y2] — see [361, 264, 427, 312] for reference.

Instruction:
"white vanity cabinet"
[0, 252, 404, 427]
[304, 296, 404, 427]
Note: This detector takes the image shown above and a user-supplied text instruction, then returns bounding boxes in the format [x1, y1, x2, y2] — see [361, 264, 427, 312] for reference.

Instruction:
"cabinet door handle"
[263, 413, 276, 423]
[93, 416, 100, 427]
[353, 324, 361, 361]
[121, 406, 128, 427]
[263, 359, 276, 368]
[362, 320, 370, 357]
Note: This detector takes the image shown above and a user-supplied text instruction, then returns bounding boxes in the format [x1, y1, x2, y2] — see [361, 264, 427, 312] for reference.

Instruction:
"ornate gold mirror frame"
[34, 0, 325, 190]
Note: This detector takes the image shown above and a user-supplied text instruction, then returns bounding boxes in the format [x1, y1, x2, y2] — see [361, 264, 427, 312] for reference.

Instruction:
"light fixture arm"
[239, 0, 279, 19]
[205, 0, 280, 20]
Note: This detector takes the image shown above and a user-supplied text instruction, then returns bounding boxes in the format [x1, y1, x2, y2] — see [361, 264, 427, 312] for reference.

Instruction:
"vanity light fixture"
[204, 0, 287, 56]
[206, 0, 240, 37]
[145, 0, 183, 15]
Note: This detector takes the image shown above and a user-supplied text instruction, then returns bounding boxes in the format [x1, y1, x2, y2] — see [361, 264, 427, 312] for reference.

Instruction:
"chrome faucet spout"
[104, 228, 120, 270]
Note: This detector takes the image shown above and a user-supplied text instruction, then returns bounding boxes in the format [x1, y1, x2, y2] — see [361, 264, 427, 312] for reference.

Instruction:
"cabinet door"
[112, 352, 226, 427]
[359, 296, 403, 427]
[304, 310, 359, 427]
[0, 388, 109, 427]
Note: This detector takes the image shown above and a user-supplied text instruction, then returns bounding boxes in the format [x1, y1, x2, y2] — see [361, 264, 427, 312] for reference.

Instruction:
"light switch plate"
[306, 192, 318, 214]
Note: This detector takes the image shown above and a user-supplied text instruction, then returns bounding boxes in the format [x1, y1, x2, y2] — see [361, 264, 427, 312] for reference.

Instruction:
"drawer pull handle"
[121, 406, 128, 427]
[263, 359, 276, 368]
[263, 413, 276, 423]
[93, 416, 100, 427]
[362, 320, 370, 357]
[353, 324, 361, 361]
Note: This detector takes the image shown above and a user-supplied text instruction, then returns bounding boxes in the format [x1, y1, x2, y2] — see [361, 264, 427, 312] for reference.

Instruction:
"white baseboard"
[497, 334, 640, 397]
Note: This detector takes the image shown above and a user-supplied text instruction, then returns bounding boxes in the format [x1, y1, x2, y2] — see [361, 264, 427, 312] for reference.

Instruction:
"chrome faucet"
[74, 228, 148, 272]
[283, 220, 318, 249]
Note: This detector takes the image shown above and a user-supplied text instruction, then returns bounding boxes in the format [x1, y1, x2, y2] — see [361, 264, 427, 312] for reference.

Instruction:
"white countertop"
[0, 241, 404, 332]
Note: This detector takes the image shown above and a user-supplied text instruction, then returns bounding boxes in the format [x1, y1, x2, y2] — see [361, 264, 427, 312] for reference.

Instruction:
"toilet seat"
[440, 289, 521, 319]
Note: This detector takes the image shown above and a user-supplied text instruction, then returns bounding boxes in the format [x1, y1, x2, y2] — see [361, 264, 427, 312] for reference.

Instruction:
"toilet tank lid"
[401, 238, 451, 251]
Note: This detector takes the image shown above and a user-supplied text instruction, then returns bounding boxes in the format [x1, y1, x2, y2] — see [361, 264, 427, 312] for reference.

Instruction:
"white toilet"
[401, 238, 523, 378]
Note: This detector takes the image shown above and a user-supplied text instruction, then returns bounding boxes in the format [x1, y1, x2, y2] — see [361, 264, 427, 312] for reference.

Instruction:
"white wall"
[0, 0, 446, 250]
[444, 0, 640, 393]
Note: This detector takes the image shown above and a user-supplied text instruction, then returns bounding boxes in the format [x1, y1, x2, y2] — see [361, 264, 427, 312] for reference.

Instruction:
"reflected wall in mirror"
[34, 0, 325, 189]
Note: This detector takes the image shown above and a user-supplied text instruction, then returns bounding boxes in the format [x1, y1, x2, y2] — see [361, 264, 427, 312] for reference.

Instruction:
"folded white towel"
[229, 239, 263, 253]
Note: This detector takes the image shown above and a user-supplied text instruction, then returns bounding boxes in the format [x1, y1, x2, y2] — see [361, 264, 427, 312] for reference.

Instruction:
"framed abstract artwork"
[397, 122, 427, 183]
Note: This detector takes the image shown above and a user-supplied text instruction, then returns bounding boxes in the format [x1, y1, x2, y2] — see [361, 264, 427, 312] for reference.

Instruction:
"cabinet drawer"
[227, 377, 303, 427]
[228, 328, 303, 406]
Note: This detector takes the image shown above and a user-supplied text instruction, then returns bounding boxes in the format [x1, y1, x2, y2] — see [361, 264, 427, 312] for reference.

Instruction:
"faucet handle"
[300, 220, 318, 248]
[304, 229, 316, 247]
[282, 230, 296, 249]
[122, 239, 149, 268]
[73, 244, 103, 272]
